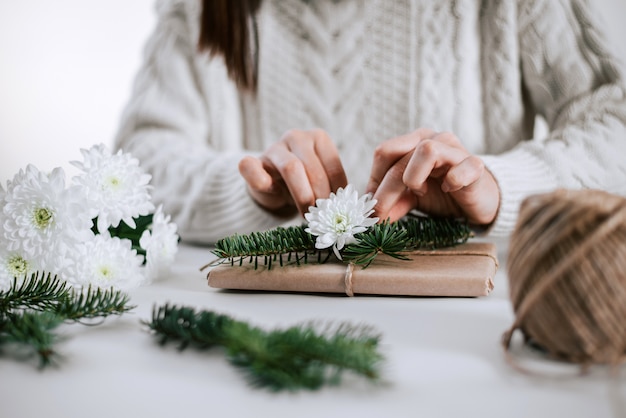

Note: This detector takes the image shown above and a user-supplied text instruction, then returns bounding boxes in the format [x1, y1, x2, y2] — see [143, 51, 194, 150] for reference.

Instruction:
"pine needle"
[0, 272, 70, 313]
[0, 311, 63, 368]
[59, 286, 134, 320]
[147, 304, 384, 391]
[210, 215, 472, 269]
[0, 272, 134, 367]
[211, 225, 318, 265]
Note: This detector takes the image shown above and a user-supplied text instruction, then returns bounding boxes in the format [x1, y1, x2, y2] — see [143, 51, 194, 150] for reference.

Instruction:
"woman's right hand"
[365, 128, 500, 227]
[238, 129, 348, 217]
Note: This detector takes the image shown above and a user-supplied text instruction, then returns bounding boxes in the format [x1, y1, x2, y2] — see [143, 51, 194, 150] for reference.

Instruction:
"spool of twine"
[503, 188, 626, 366]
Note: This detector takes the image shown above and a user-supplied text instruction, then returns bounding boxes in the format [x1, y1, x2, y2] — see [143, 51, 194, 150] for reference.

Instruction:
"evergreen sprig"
[147, 303, 384, 391]
[0, 311, 63, 367]
[210, 215, 471, 269]
[211, 226, 319, 269]
[0, 272, 134, 367]
[398, 215, 472, 248]
[341, 220, 412, 267]
[56, 285, 134, 321]
[0, 272, 70, 314]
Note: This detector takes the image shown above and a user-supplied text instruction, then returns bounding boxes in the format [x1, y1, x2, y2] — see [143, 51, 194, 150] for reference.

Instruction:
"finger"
[284, 130, 332, 199]
[238, 156, 273, 192]
[265, 145, 316, 215]
[402, 139, 469, 195]
[311, 129, 348, 192]
[366, 128, 436, 194]
[447, 159, 500, 226]
[429, 131, 463, 148]
[239, 156, 294, 212]
[385, 189, 418, 223]
[415, 131, 465, 179]
[371, 152, 413, 221]
[441, 155, 484, 193]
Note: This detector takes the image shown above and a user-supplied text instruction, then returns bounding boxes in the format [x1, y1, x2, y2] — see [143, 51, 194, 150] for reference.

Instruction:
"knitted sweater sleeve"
[480, 0, 626, 236]
[114, 0, 285, 244]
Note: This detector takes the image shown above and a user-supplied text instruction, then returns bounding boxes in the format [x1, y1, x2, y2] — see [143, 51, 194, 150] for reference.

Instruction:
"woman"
[115, 0, 626, 244]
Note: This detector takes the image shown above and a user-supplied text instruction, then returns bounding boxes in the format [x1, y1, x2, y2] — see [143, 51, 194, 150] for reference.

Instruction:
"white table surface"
[1, 238, 624, 418]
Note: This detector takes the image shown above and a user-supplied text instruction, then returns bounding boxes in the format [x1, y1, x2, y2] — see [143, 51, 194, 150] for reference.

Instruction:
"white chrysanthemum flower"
[304, 184, 379, 259]
[2, 165, 93, 259]
[0, 187, 37, 291]
[62, 234, 145, 291]
[71, 143, 154, 233]
[0, 248, 40, 291]
[139, 205, 179, 282]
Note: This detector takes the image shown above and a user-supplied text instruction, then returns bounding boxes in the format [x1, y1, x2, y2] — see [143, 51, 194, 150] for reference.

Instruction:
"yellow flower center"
[32, 207, 53, 230]
[7, 255, 29, 277]
[102, 176, 122, 193]
[99, 265, 113, 279]
[334, 213, 348, 233]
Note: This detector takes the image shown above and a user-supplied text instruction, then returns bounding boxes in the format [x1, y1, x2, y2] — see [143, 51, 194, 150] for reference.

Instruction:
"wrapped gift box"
[207, 242, 498, 297]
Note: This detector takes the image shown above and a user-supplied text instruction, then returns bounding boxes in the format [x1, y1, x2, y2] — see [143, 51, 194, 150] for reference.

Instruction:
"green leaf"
[92, 214, 154, 260]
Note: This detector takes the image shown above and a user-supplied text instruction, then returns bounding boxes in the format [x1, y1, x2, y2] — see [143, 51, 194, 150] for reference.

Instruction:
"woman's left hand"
[365, 128, 500, 227]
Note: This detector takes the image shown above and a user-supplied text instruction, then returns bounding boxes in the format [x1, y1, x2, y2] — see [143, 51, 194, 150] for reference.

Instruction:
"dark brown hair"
[198, 0, 262, 91]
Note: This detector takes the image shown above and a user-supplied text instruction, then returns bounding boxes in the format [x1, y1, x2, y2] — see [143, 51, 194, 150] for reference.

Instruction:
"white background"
[1, 0, 625, 184]
[0, 0, 156, 183]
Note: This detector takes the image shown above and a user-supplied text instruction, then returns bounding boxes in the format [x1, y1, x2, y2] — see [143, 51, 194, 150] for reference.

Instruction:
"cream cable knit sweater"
[115, 0, 626, 244]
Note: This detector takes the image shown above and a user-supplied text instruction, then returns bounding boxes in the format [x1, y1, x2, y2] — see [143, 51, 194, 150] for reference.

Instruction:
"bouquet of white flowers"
[0, 144, 179, 291]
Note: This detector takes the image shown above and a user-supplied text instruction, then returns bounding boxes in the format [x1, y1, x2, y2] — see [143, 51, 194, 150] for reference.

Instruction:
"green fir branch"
[57, 286, 134, 321]
[211, 225, 318, 267]
[343, 215, 472, 267]
[147, 304, 384, 391]
[398, 214, 472, 249]
[0, 311, 63, 368]
[0, 272, 134, 367]
[211, 215, 471, 269]
[341, 220, 412, 267]
[0, 272, 71, 313]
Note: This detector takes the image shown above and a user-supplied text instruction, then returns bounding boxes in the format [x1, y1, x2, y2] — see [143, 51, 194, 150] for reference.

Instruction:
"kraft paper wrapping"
[207, 242, 498, 297]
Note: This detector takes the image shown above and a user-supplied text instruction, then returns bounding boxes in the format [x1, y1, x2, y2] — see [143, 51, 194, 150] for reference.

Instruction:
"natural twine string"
[503, 189, 626, 368]
[341, 248, 497, 297]
[344, 262, 355, 297]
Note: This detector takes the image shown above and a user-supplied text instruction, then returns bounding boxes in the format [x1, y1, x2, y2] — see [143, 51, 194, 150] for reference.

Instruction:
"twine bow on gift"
[343, 262, 355, 297]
